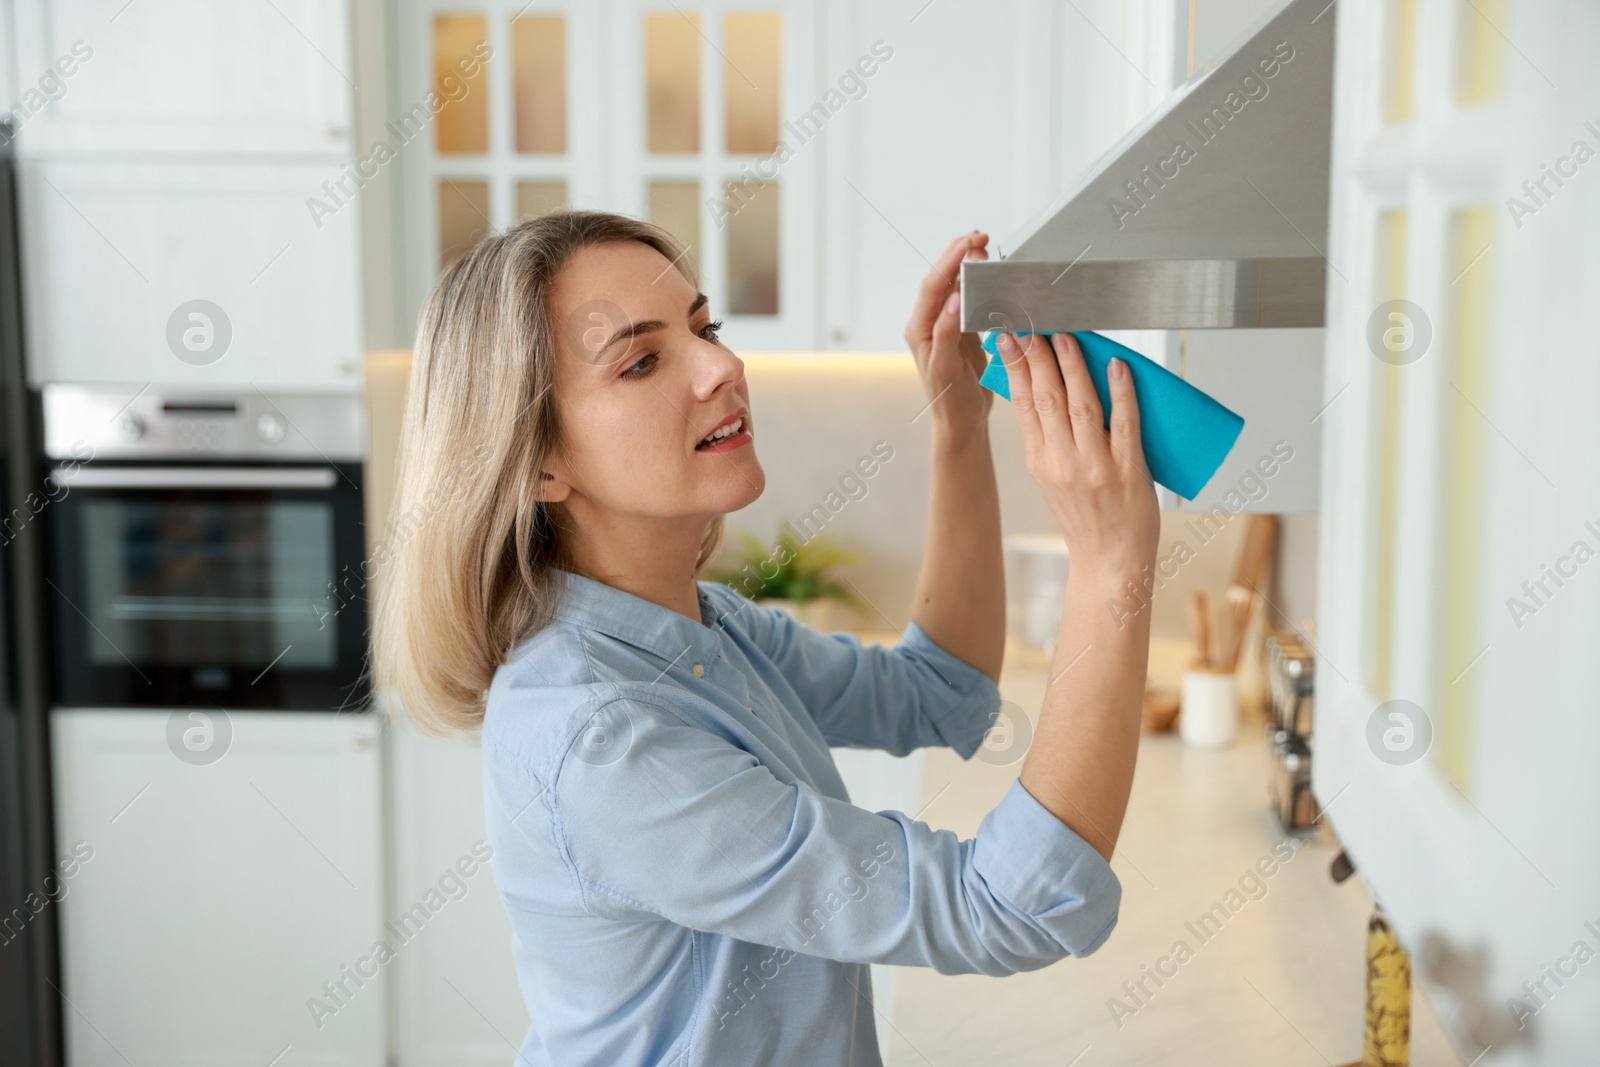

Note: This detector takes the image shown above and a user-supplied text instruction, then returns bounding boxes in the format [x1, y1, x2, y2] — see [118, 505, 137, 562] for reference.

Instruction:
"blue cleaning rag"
[979, 330, 1244, 501]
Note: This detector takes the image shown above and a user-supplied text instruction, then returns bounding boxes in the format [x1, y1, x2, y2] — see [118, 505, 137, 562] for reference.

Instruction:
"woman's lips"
[698, 428, 752, 453]
[695, 409, 752, 452]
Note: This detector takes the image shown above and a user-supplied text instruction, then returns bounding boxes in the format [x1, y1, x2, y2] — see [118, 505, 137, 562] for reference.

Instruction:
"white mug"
[1181, 668, 1239, 748]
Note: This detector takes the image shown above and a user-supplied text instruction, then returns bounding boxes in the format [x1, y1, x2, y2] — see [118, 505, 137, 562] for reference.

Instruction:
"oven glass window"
[81, 498, 337, 672]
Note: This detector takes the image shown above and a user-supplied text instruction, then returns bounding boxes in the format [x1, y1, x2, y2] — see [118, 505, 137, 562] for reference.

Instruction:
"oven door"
[47, 462, 368, 710]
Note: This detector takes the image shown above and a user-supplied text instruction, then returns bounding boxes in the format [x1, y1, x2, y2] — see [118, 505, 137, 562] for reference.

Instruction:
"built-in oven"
[41, 385, 368, 711]
[42, 387, 388, 1065]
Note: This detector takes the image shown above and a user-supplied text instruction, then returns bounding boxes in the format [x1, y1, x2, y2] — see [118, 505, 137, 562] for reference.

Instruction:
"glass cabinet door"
[399, 0, 818, 350]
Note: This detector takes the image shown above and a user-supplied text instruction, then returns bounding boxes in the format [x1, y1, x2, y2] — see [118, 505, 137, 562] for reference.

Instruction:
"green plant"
[708, 527, 862, 605]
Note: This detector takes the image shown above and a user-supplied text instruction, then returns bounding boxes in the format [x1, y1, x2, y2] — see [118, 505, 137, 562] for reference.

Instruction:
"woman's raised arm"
[999, 330, 1161, 861]
[902, 232, 1006, 683]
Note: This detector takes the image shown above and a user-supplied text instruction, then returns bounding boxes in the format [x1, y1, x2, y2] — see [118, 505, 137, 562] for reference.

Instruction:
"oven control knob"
[118, 414, 145, 442]
[256, 412, 288, 443]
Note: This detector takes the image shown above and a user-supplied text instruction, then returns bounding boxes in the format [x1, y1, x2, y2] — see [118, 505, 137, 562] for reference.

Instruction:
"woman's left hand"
[903, 231, 993, 428]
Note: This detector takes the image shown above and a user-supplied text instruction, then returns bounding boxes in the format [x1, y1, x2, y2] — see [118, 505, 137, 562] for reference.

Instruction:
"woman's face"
[541, 240, 764, 524]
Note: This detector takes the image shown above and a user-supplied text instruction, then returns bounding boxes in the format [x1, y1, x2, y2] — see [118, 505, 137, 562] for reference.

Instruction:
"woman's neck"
[561, 505, 712, 623]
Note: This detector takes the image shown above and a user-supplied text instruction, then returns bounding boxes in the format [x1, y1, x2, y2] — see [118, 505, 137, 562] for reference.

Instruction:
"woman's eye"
[620, 352, 658, 380]
[699, 318, 724, 341]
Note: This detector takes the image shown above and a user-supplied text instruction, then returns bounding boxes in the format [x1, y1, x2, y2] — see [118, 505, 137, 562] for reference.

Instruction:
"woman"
[374, 211, 1159, 1066]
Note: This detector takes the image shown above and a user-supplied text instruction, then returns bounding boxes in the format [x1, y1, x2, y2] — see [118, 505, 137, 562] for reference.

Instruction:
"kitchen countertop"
[877, 639, 1464, 1067]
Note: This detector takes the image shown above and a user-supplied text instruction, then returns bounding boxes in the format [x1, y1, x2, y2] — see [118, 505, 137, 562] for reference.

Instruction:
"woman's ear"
[536, 468, 573, 504]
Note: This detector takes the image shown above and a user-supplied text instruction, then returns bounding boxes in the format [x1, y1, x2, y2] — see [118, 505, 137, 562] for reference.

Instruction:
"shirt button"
[691, 663, 706, 677]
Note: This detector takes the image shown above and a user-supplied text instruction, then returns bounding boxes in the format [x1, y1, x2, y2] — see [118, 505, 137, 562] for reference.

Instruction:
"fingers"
[906, 235, 970, 341]
[959, 328, 989, 379]
[1105, 356, 1150, 476]
[931, 277, 964, 350]
[999, 332, 1043, 456]
[904, 231, 989, 347]
[1051, 333, 1107, 459]
[931, 249, 990, 381]
[1016, 331, 1074, 452]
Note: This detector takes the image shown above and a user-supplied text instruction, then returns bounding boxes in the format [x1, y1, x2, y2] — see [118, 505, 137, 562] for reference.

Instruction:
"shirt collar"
[554, 569, 727, 667]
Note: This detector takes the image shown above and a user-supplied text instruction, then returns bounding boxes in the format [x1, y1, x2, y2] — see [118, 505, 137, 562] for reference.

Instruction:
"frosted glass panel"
[726, 180, 777, 315]
[723, 13, 780, 154]
[516, 181, 567, 220]
[434, 14, 489, 155]
[513, 15, 567, 154]
[1455, 0, 1506, 105]
[438, 179, 490, 266]
[1382, 0, 1416, 124]
[1436, 206, 1496, 793]
[646, 13, 700, 153]
[648, 181, 700, 266]
[1365, 209, 1408, 701]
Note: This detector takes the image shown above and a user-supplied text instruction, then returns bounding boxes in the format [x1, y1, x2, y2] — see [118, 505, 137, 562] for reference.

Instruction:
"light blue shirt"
[481, 569, 1121, 1067]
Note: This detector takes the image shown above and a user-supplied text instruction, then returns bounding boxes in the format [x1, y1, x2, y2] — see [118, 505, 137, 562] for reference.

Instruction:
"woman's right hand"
[997, 331, 1159, 581]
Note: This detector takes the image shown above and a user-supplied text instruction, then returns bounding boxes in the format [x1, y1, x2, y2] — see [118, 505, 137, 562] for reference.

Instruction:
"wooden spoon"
[1189, 589, 1211, 668]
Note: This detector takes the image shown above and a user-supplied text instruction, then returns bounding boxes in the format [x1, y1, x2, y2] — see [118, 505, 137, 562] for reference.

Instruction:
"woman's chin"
[736, 468, 767, 509]
[717, 456, 766, 511]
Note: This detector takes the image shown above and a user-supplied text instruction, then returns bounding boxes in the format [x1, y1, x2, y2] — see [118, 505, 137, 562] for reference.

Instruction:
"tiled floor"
[882, 652, 1464, 1067]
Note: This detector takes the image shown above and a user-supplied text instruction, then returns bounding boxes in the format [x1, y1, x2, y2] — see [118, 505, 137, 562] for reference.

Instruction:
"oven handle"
[51, 466, 340, 490]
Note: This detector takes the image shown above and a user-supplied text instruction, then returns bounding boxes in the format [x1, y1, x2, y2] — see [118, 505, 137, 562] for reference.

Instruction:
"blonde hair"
[372, 211, 724, 736]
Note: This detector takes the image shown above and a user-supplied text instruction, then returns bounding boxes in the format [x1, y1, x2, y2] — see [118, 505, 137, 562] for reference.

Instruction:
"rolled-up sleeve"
[522, 687, 1121, 975]
[732, 593, 1001, 757]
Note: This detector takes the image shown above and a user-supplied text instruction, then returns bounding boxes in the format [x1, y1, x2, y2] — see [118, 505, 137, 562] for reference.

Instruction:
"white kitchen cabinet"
[393, 0, 599, 328]
[0, 1, 15, 120]
[387, 1, 1183, 354]
[8, 0, 353, 157]
[1312, 2, 1600, 1063]
[18, 159, 364, 389]
[819, 0, 1175, 352]
[394, 0, 821, 350]
[817, 0, 1048, 353]
[605, 0, 821, 352]
[7, 2, 366, 391]
[51, 709, 386, 1067]
[387, 715, 529, 1067]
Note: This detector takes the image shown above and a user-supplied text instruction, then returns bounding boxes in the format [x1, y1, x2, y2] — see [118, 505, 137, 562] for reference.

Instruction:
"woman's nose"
[692, 337, 744, 400]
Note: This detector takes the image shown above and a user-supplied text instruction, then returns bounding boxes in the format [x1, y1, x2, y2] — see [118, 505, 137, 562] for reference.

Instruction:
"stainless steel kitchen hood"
[962, 0, 1335, 332]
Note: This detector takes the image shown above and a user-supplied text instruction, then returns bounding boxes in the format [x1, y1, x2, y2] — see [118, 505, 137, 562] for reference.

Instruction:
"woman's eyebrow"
[595, 292, 711, 357]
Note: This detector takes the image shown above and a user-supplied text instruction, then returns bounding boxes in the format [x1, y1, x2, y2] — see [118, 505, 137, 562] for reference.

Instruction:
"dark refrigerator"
[0, 120, 62, 1067]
